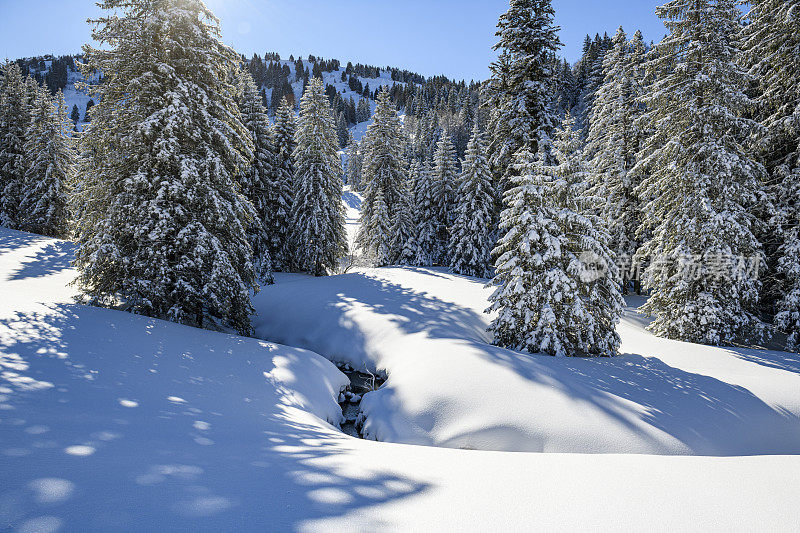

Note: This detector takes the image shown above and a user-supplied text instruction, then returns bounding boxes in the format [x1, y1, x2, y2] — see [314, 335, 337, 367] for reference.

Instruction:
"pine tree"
[431, 132, 458, 263]
[0, 61, 34, 230]
[485, 0, 562, 196]
[70, 104, 81, 125]
[290, 77, 348, 276]
[449, 123, 496, 277]
[356, 88, 407, 266]
[20, 87, 74, 238]
[742, 0, 800, 351]
[488, 117, 623, 357]
[73, 0, 257, 334]
[235, 68, 282, 283]
[634, 0, 766, 345]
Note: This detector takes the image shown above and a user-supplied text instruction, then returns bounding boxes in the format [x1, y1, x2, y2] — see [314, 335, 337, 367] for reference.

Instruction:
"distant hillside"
[13, 52, 479, 145]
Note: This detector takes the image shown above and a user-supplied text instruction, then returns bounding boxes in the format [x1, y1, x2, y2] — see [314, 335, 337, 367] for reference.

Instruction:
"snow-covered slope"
[3, 228, 800, 531]
[252, 266, 800, 455]
[50, 56, 398, 141]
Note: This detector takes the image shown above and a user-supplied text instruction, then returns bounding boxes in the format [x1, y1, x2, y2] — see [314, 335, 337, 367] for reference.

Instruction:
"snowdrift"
[253, 267, 800, 455]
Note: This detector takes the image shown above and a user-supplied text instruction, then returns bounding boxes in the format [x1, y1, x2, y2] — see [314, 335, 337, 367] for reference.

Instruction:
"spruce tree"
[485, 0, 562, 195]
[336, 111, 349, 148]
[411, 160, 438, 266]
[742, 0, 800, 351]
[586, 27, 647, 292]
[0, 61, 33, 230]
[488, 116, 623, 357]
[391, 184, 418, 265]
[344, 136, 362, 190]
[73, 0, 257, 334]
[290, 77, 348, 276]
[634, 0, 766, 345]
[235, 68, 282, 282]
[356, 98, 371, 123]
[431, 133, 458, 263]
[271, 95, 297, 268]
[20, 87, 74, 238]
[356, 88, 407, 266]
[449, 123, 496, 277]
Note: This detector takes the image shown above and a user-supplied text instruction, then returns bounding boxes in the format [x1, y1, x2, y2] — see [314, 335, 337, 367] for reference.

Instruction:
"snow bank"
[3, 228, 800, 531]
[253, 267, 800, 455]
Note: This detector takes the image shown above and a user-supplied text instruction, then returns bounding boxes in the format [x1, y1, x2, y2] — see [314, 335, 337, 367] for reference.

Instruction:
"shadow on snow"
[272, 269, 800, 456]
[0, 303, 428, 531]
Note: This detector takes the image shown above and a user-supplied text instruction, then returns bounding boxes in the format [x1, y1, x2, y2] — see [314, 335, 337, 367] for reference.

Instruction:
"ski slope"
[2, 226, 800, 531]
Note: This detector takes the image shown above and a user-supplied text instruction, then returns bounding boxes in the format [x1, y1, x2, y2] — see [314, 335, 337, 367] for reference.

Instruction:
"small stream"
[335, 363, 386, 438]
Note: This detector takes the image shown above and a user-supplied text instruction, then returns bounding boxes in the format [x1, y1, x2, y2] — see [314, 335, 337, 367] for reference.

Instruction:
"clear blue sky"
[0, 0, 667, 81]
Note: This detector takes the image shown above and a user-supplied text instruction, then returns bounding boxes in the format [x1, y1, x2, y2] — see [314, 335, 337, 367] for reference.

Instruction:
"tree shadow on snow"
[476, 344, 800, 455]
[724, 346, 800, 375]
[329, 271, 490, 346]
[0, 229, 51, 255]
[6, 241, 77, 281]
[341, 191, 362, 210]
[0, 303, 428, 531]
[316, 273, 800, 456]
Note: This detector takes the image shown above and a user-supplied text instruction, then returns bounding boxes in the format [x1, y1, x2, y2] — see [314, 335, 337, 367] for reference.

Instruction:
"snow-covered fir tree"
[431, 132, 458, 263]
[488, 116, 623, 357]
[234, 68, 285, 283]
[775, 220, 800, 351]
[365, 186, 392, 265]
[290, 77, 348, 276]
[0, 61, 34, 230]
[742, 0, 800, 351]
[271, 95, 297, 268]
[410, 161, 438, 265]
[585, 27, 647, 292]
[72, 0, 257, 334]
[634, 0, 767, 345]
[485, 0, 562, 195]
[391, 185, 418, 265]
[344, 136, 362, 190]
[20, 87, 74, 238]
[449, 123, 496, 277]
[356, 98, 371, 123]
[356, 88, 407, 266]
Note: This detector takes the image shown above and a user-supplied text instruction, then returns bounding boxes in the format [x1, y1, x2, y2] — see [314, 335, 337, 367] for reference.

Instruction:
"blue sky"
[0, 0, 667, 81]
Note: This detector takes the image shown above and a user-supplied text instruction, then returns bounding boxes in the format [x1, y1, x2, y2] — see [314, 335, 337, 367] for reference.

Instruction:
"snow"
[342, 186, 363, 252]
[252, 266, 800, 455]
[3, 226, 800, 530]
[61, 70, 93, 128]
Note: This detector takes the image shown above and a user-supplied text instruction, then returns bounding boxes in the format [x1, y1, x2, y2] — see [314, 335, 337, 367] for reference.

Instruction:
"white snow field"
[253, 267, 800, 455]
[2, 227, 800, 531]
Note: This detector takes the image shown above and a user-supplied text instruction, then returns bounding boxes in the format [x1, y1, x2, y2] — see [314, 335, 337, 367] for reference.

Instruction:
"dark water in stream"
[336, 364, 386, 438]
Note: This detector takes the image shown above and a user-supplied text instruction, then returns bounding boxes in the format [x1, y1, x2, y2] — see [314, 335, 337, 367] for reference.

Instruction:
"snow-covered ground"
[3, 225, 800, 531]
[252, 267, 800, 455]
